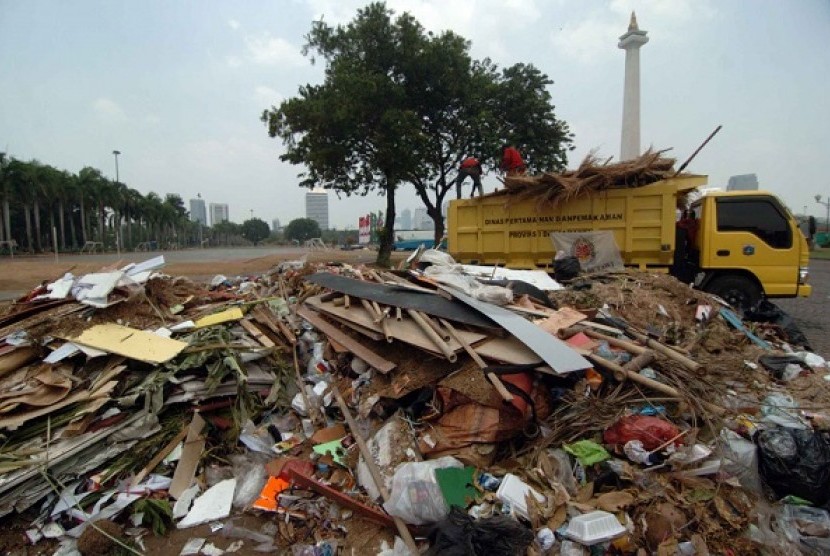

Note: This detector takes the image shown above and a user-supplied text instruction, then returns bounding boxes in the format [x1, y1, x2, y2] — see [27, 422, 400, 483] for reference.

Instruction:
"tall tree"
[263, 3, 420, 266]
[284, 218, 321, 243]
[263, 2, 573, 249]
[241, 218, 270, 245]
[0, 153, 10, 243]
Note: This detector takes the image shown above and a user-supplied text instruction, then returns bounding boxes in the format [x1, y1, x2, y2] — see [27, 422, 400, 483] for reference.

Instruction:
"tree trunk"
[125, 207, 132, 250]
[0, 205, 4, 242]
[376, 177, 396, 268]
[98, 202, 105, 245]
[80, 195, 88, 245]
[428, 204, 444, 246]
[48, 207, 56, 251]
[58, 201, 66, 250]
[2, 199, 10, 244]
[69, 208, 77, 250]
[23, 203, 33, 252]
[33, 198, 42, 252]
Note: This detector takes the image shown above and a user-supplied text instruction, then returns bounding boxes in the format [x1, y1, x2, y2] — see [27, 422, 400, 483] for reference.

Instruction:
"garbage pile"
[2, 252, 830, 555]
[500, 149, 681, 208]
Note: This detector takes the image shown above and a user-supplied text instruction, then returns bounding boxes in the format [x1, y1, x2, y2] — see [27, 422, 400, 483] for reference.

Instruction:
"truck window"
[715, 198, 792, 249]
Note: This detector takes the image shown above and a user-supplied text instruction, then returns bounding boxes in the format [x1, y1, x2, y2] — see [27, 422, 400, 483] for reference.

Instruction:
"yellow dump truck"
[447, 174, 811, 309]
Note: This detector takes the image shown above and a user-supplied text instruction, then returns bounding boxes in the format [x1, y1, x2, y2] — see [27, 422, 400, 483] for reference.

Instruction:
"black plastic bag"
[757, 427, 830, 505]
[425, 507, 533, 556]
[745, 300, 811, 349]
[553, 256, 580, 281]
[758, 354, 807, 380]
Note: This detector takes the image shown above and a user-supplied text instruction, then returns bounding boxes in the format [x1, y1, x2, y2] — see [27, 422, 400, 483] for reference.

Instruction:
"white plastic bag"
[382, 456, 462, 525]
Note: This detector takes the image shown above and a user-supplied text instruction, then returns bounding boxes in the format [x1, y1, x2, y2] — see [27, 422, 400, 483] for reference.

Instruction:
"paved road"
[775, 258, 830, 358]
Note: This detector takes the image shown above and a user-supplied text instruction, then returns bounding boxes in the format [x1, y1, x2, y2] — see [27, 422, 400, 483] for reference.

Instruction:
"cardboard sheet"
[169, 413, 207, 499]
[69, 324, 187, 364]
[194, 307, 245, 329]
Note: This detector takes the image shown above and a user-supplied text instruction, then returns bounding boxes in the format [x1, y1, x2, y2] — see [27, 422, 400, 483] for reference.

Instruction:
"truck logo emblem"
[743, 245, 755, 256]
[572, 237, 597, 265]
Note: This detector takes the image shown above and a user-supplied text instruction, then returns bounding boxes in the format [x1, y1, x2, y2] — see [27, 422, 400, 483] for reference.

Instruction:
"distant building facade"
[305, 190, 329, 230]
[400, 208, 412, 230]
[413, 208, 434, 230]
[189, 197, 207, 226]
[209, 203, 229, 226]
[726, 174, 759, 191]
[271, 218, 281, 233]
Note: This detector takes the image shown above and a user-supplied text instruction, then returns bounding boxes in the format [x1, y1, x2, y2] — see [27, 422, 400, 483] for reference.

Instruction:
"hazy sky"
[1, 0, 829, 228]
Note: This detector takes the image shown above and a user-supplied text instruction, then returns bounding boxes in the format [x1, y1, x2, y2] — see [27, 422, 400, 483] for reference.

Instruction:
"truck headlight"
[799, 267, 809, 284]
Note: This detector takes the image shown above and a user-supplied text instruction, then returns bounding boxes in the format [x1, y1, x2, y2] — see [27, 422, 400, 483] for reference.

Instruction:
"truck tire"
[705, 275, 761, 312]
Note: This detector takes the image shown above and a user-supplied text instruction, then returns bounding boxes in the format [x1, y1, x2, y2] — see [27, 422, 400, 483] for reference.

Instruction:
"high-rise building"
[413, 208, 433, 230]
[726, 174, 759, 191]
[189, 197, 207, 226]
[619, 12, 648, 161]
[209, 203, 229, 226]
[271, 218, 281, 232]
[400, 208, 412, 230]
[305, 190, 329, 230]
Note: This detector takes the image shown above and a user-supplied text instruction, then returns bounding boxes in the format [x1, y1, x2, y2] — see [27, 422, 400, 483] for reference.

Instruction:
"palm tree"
[6, 159, 37, 252]
[0, 153, 10, 244]
[77, 167, 110, 247]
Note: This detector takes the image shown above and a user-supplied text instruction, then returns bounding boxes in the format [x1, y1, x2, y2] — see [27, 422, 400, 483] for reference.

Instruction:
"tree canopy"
[284, 218, 321, 243]
[241, 217, 270, 245]
[262, 2, 573, 256]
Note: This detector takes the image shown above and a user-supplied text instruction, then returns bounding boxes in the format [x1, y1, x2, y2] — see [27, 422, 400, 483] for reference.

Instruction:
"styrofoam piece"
[495, 473, 546, 520]
[564, 510, 626, 545]
[177, 479, 236, 528]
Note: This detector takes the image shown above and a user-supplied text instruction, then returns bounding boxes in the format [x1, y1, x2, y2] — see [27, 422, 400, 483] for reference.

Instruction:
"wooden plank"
[297, 306, 396, 374]
[306, 296, 485, 356]
[474, 336, 543, 365]
[239, 319, 276, 348]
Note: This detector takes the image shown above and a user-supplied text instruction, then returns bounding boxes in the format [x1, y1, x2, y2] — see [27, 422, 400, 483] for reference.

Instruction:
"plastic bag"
[758, 354, 807, 381]
[383, 457, 462, 525]
[719, 430, 763, 495]
[553, 256, 580, 281]
[603, 415, 682, 451]
[424, 507, 534, 556]
[756, 426, 830, 505]
[230, 455, 269, 509]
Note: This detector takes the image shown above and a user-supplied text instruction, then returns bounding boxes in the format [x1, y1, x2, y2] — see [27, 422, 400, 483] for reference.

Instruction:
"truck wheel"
[706, 275, 761, 312]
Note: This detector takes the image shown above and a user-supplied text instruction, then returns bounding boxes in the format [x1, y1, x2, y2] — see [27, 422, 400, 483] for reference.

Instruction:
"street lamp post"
[815, 195, 830, 233]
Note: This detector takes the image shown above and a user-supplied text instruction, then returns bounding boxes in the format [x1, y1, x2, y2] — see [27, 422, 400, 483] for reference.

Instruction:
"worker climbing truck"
[447, 167, 811, 310]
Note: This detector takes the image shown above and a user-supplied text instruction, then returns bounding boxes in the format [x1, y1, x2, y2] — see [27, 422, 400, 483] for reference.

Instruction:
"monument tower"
[619, 12, 648, 161]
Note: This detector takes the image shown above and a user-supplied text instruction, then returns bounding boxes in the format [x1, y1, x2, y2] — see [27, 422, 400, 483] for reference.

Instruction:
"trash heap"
[500, 149, 681, 208]
[2, 252, 830, 555]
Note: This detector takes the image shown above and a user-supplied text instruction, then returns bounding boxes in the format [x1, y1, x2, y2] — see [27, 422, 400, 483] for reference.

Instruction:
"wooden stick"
[331, 385, 420, 554]
[623, 351, 655, 374]
[344, 295, 350, 309]
[132, 426, 189, 486]
[562, 327, 648, 355]
[441, 319, 514, 402]
[407, 309, 457, 362]
[360, 299, 391, 342]
[416, 311, 450, 342]
[625, 329, 702, 372]
[395, 307, 402, 321]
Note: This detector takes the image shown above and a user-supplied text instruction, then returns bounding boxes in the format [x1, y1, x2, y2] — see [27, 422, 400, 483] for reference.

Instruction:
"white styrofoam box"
[565, 510, 626, 545]
[495, 473, 546, 520]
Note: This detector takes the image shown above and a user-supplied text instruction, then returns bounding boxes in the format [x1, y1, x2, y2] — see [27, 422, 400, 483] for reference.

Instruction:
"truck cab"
[689, 191, 811, 308]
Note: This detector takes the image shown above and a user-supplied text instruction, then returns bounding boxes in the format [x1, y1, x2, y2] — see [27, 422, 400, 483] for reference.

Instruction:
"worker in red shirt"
[500, 144, 526, 176]
[456, 156, 483, 199]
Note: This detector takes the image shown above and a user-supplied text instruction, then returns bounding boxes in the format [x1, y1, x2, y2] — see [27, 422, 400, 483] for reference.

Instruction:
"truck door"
[704, 196, 800, 296]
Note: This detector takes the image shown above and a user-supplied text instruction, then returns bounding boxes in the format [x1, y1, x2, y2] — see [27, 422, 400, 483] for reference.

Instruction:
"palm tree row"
[0, 154, 200, 253]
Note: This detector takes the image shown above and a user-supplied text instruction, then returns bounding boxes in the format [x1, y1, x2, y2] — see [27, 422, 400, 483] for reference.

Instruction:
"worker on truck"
[456, 156, 483, 199]
[500, 145, 526, 176]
